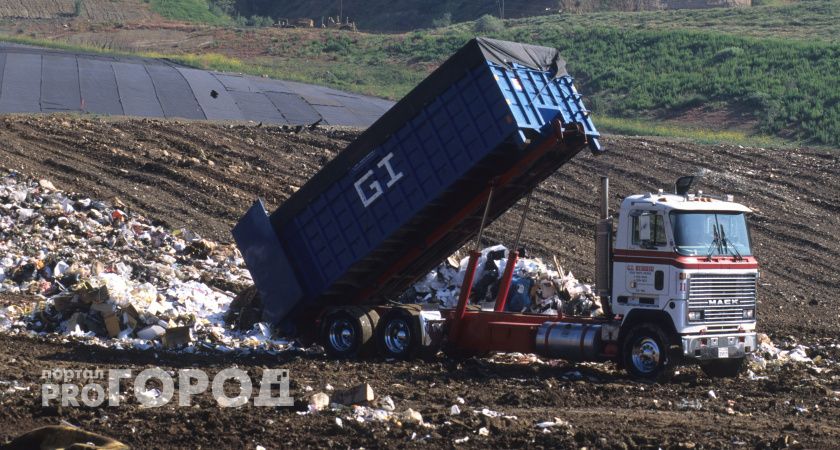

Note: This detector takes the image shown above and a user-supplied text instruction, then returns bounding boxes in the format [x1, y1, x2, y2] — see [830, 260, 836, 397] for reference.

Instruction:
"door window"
[632, 212, 667, 248]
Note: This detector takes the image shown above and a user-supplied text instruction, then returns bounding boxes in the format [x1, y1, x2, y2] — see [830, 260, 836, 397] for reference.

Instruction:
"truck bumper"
[681, 332, 756, 361]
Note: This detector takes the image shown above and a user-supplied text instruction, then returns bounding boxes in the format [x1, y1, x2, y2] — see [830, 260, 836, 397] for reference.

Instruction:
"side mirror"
[675, 176, 695, 196]
[639, 214, 652, 241]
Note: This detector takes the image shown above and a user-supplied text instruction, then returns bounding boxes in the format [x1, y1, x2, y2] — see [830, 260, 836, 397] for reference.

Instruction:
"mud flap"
[232, 199, 303, 324]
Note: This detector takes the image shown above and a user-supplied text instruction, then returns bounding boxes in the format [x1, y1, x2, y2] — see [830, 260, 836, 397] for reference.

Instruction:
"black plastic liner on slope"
[178, 67, 243, 121]
[113, 61, 164, 118]
[0, 44, 393, 126]
[0, 52, 41, 113]
[145, 64, 205, 120]
[41, 54, 81, 112]
[79, 58, 123, 115]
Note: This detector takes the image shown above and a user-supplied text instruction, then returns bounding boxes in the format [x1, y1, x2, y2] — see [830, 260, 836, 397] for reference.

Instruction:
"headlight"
[743, 309, 755, 319]
[688, 311, 703, 322]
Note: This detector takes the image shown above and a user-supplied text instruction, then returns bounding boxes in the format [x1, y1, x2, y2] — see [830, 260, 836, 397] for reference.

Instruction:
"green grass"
[227, 0, 840, 38]
[147, 0, 231, 25]
[502, 0, 840, 43]
[262, 24, 840, 145]
[0, 34, 798, 147]
[3, 1, 839, 147]
[597, 116, 784, 148]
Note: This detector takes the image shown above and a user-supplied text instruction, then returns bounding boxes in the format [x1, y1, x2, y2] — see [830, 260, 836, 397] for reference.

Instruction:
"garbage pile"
[0, 170, 834, 378]
[0, 172, 289, 353]
[409, 245, 603, 317]
[746, 333, 836, 376]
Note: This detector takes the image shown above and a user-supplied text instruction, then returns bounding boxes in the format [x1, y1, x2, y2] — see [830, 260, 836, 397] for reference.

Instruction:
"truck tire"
[321, 308, 378, 358]
[621, 323, 675, 382]
[700, 357, 745, 378]
[376, 309, 421, 360]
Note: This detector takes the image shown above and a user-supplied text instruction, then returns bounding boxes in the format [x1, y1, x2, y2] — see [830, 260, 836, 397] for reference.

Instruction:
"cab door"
[618, 210, 671, 308]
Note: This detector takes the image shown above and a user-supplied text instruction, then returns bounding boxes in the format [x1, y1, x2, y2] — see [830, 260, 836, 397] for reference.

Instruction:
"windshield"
[670, 211, 752, 257]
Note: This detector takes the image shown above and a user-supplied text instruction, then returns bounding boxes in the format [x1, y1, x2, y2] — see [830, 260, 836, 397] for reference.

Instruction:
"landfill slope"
[0, 115, 838, 448]
[0, 115, 836, 338]
[0, 44, 393, 126]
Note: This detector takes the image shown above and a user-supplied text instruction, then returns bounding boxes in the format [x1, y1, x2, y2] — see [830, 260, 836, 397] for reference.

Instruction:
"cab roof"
[622, 193, 752, 213]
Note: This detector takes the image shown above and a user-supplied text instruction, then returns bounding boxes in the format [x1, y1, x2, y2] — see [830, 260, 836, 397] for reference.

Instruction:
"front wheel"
[700, 357, 745, 378]
[622, 324, 675, 382]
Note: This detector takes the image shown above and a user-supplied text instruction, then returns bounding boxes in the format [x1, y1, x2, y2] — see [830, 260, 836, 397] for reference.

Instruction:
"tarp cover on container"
[271, 38, 568, 230]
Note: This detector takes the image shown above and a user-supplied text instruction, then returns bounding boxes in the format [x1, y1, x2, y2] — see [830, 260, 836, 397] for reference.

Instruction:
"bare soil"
[0, 115, 836, 337]
[0, 0, 156, 22]
[0, 115, 838, 448]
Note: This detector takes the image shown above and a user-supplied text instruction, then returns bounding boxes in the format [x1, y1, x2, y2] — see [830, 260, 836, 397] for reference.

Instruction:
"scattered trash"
[477, 427, 489, 436]
[474, 407, 517, 420]
[402, 408, 424, 425]
[0, 172, 296, 355]
[332, 383, 375, 405]
[136, 325, 166, 341]
[708, 390, 717, 400]
[450, 404, 461, 415]
[378, 395, 395, 412]
[536, 418, 571, 430]
[309, 392, 330, 412]
[2, 425, 128, 450]
[408, 245, 602, 317]
[678, 399, 703, 410]
[0, 171, 832, 391]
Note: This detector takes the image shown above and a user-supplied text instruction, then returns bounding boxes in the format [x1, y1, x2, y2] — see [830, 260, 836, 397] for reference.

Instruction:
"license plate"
[718, 347, 729, 358]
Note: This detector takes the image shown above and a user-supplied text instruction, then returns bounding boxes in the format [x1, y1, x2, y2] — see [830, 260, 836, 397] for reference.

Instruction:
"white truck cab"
[597, 178, 759, 378]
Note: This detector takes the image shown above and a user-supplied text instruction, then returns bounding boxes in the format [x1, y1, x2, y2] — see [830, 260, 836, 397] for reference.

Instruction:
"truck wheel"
[321, 308, 377, 358]
[700, 357, 745, 378]
[622, 324, 675, 382]
[377, 309, 421, 359]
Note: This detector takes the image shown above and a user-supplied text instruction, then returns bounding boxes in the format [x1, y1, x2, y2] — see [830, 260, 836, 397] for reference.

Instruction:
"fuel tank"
[535, 322, 603, 361]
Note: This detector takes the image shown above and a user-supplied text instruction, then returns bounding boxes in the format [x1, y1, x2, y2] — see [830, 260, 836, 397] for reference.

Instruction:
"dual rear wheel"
[321, 307, 421, 359]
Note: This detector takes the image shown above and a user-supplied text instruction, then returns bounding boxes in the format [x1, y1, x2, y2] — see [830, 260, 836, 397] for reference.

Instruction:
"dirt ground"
[0, 0, 156, 22]
[0, 327, 838, 450]
[0, 115, 838, 448]
[0, 115, 836, 337]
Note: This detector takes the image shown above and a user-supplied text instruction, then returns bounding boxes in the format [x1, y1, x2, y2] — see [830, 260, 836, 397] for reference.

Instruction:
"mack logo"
[708, 299, 740, 306]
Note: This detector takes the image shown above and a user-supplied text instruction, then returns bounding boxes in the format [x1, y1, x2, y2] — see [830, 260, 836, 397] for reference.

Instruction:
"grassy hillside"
[2, 1, 837, 146]
[147, 0, 231, 25]
[506, 0, 840, 43]
[229, 0, 561, 31]
[220, 8, 840, 146]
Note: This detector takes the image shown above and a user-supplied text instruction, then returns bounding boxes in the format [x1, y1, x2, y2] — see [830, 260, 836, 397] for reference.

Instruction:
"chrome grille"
[688, 273, 756, 323]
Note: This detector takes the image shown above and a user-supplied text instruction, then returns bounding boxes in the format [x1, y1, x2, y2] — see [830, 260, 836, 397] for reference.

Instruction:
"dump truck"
[233, 38, 757, 380]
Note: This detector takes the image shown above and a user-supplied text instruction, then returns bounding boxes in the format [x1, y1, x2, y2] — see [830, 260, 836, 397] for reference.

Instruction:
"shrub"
[432, 12, 452, 28]
[474, 15, 504, 34]
[713, 46, 745, 62]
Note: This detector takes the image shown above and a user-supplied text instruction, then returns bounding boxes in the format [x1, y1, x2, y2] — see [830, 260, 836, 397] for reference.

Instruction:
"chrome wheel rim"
[328, 318, 355, 352]
[632, 337, 661, 374]
[384, 319, 410, 354]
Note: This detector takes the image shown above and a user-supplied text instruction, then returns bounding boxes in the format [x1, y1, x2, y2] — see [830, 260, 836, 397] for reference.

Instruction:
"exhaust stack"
[595, 176, 612, 301]
[599, 176, 609, 220]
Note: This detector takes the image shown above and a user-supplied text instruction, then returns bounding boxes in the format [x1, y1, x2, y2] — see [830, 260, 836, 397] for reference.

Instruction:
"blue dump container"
[233, 38, 601, 325]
